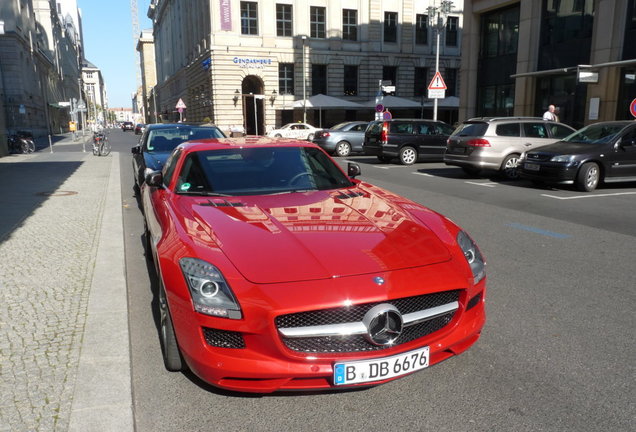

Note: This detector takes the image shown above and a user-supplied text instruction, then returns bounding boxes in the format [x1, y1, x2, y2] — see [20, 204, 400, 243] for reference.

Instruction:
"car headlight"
[457, 231, 486, 284]
[550, 154, 575, 163]
[180, 258, 242, 319]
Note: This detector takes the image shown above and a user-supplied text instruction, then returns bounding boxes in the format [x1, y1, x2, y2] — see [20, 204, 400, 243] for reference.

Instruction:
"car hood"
[144, 152, 171, 171]
[180, 188, 452, 284]
[530, 141, 607, 155]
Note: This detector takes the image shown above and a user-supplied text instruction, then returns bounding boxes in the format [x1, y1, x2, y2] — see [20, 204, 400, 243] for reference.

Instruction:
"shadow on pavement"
[0, 160, 83, 244]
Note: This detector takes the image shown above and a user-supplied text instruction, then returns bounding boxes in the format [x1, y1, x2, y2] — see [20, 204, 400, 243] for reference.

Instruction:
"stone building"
[147, 0, 464, 135]
[137, 29, 158, 124]
[81, 59, 107, 128]
[0, 0, 83, 155]
[460, 0, 636, 128]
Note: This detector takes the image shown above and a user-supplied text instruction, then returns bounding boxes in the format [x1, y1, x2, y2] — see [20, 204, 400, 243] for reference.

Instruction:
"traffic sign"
[630, 98, 636, 118]
[375, 104, 384, 113]
[428, 72, 447, 90]
[428, 89, 446, 99]
[383, 110, 392, 120]
[176, 98, 187, 109]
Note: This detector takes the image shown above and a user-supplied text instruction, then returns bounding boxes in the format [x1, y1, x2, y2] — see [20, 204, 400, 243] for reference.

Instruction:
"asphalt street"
[112, 131, 635, 432]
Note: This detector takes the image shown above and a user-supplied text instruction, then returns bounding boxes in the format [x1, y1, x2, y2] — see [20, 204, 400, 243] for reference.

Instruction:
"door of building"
[242, 76, 264, 136]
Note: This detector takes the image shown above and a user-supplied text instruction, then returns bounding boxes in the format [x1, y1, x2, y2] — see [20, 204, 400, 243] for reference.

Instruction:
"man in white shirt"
[543, 105, 557, 121]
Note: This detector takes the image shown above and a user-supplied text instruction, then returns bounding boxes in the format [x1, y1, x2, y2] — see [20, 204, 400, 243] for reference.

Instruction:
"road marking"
[413, 172, 433, 177]
[465, 181, 497, 188]
[506, 223, 571, 239]
[373, 165, 391, 169]
[541, 192, 636, 200]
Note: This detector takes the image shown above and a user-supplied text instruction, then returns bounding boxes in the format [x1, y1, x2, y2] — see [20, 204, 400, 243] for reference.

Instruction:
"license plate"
[333, 346, 429, 386]
[524, 163, 540, 171]
[450, 147, 465, 154]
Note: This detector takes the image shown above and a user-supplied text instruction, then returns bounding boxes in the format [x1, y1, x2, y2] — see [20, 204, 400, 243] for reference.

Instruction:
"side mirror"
[347, 162, 361, 178]
[145, 170, 163, 187]
[131, 145, 141, 155]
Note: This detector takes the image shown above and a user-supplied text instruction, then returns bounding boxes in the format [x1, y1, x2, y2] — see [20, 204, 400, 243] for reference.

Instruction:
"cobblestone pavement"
[0, 148, 112, 431]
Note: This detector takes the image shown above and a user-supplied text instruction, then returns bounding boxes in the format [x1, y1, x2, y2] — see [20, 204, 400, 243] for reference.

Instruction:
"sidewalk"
[0, 138, 133, 431]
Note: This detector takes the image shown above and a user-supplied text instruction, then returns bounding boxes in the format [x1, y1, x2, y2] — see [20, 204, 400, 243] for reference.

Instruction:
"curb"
[68, 152, 134, 431]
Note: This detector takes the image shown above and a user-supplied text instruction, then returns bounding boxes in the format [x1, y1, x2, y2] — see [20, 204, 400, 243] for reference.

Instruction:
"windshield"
[563, 123, 627, 144]
[145, 126, 224, 152]
[175, 146, 354, 196]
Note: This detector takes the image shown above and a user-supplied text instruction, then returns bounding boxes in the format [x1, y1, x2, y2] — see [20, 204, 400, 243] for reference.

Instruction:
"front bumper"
[166, 263, 486, 393]
[518, 163, 577, 184]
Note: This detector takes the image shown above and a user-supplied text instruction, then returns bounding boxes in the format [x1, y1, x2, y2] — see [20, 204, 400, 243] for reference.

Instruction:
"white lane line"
[413, 172, 433, 177]
[465, 181, 497, 188]
[541, 192, 636, 200]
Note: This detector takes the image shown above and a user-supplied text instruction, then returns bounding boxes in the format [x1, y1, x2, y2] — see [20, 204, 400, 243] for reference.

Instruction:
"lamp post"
[428, 0, 453, 121]
[301, 35, 307, 123]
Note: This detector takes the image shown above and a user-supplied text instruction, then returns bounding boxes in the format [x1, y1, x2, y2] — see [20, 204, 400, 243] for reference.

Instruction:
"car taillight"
[380, 124, 388, 143]
[466, 139, 491, 147]
[322, 132, 330, 137]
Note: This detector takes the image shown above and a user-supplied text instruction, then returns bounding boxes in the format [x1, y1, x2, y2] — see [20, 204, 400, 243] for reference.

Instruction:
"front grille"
[276, 290, 460, 353]
[526, 152, 552, 162]
[202, 327, 245, 349]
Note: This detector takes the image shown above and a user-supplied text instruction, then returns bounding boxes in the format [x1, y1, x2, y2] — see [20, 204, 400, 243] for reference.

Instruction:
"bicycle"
[92, 132, 111, 156]
[8, 132, 36, 154]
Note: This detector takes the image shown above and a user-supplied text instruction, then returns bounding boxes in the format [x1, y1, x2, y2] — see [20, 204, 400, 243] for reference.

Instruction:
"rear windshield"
[452, 122, 488, 137]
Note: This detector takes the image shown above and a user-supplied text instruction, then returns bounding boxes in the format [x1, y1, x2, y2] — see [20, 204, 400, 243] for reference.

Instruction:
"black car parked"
[363, 119, 455, 165]
[131, 123, 225, 194]
[518, 121, 636, 191]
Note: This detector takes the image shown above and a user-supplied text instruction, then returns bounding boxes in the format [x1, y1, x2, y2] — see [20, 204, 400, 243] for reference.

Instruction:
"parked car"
[363, 119, 455, 165]
[131, 123, 225, 194]
[140, 137, 486, 393]
[444, 117, 576, 179]
[134, 123, 146, 135]
[312, 121, 369, 157]
[267, 122, 320, 140]
[121, 121, 134, 131]
[518, 120, 636, 191]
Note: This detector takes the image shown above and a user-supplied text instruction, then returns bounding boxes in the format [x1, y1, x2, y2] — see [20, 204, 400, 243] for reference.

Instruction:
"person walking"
[543, 104, 558, 121]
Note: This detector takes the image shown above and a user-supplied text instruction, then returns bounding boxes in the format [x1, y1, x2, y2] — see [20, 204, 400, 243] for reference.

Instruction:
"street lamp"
[301, 35, 307, 123]
[428, 0, 453, 121]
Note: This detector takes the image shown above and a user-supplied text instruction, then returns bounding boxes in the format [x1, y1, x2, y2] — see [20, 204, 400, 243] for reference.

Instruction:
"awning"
[284, 94, 363, 109]
[361, 95, 422, 108]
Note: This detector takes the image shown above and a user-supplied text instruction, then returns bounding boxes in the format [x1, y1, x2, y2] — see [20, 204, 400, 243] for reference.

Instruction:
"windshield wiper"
[176, 190, 232, 197]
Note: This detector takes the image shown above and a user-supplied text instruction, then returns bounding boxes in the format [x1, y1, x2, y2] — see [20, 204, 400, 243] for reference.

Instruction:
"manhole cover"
[37, 191, 78, 197]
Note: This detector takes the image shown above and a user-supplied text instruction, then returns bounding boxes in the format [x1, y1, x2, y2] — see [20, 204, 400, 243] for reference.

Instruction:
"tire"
[159, 280, 184, 371]
[500, 154, 521, 179]
[307, 133, 315, 141]
[576, 162, 600, 192]
[377, 155, 391, 163]
[24, 139, 35, 153]
[100, 141, 111, 156]
[399, 146, 418, 165]
[335, 141, 351, 157]
[274, 134, 282, 138]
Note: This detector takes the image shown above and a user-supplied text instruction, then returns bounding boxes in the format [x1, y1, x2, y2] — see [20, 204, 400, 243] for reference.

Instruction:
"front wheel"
[399, 146, 418, 165]
[335, 141, 351, 157]
[576, 162, 600, 192]
[159, 280, 184, 371]
[307, 133, 315, 141]
[100, 141, 111, 156]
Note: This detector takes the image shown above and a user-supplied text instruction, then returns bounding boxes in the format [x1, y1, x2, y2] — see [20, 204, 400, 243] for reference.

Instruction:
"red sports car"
[141, 137, 486, 393]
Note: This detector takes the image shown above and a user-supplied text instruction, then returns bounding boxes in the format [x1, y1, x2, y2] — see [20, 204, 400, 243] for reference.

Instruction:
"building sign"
[233, 57, 272, 69]
[219, 0, 232, 31]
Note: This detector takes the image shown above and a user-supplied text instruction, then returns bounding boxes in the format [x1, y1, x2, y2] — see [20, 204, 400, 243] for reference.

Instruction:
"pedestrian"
[543, 104, 558, 122]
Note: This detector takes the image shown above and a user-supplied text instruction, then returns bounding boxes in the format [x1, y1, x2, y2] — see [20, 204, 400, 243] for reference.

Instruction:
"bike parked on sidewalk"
[92, 132, 111, 156]
[7, 131, 36, 154]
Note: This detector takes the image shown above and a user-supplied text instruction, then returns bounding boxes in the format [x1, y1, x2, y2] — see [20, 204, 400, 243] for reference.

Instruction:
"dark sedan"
[131, 123, 225, 194]
[518, 121, 636, 191]
[312, 121, 369, 157]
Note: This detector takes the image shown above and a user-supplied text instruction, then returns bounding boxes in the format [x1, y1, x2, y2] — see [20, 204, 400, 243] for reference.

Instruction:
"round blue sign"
[383, 110, 392, 120]
[375, 104, 384, 113]
[630, 98, 636, 118]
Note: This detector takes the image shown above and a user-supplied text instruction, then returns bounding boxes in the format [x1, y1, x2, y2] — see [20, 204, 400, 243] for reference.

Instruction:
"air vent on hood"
[199, 199, 244, 207]
[334, 190, 365, 200]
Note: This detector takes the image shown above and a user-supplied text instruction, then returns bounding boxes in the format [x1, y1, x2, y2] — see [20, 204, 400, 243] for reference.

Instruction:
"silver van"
[444, 117, 576, 179]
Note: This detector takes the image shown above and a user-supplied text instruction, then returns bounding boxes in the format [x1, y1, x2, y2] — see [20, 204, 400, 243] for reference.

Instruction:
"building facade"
[148, 0, 464, 135]
[137, 29, 158, 124]
[460, 0, 636, 128]
[81, 59, 107, 128]
[0, 0, 84, 155]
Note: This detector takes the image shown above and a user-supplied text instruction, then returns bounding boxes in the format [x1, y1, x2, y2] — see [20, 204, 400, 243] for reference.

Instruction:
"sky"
[77, 0, 152, 108]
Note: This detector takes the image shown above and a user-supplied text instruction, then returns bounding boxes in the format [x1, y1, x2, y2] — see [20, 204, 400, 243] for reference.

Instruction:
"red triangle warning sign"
[428, 72, 447, 90]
